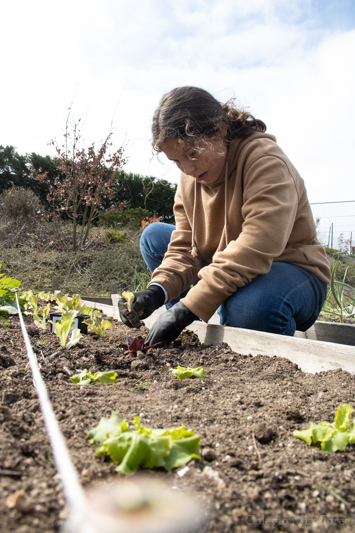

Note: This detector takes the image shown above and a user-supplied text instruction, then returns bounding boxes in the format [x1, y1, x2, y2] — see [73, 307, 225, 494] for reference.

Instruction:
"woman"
[118, 86, 331, 346]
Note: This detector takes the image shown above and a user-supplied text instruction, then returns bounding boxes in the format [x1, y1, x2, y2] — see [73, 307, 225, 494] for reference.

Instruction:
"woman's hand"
[118, 285, 165, 327]
[145, 302, 198, 346]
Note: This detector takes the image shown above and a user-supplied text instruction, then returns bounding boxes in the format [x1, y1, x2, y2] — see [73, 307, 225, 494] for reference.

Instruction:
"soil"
[1, 312, 355, 533]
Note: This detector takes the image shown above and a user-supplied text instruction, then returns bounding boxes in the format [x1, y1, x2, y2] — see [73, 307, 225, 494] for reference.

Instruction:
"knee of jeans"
[140, 222, 161, 254]
[219, 297, 296, 336]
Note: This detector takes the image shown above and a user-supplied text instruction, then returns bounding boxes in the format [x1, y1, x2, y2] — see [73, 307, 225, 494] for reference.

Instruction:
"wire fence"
[310, 201, 355, 252]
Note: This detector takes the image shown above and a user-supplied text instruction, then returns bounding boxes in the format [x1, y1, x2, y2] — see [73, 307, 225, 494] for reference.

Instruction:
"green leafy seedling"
[37, 291, 56, 303]
[293, 403, 355, 452]
[70, 369, 117, 385]
[121, 291, 142, 328]
[79, 303, 94, 316]
[33, 303, 51, 330]
[53, 292, 93, 316]
[122, 291, 135, 310]
[169, 366, 207, 380]
[84, 310, 112, 337]
[49, 310, 82, 349]
[20, 290, 36, 312]
[67, 294, 82, 311]
[21, 292, 51, 330]
[53, 292, 69, 311]
[0, 263, 22, 323]
[88, 411, 201, 476]
[28, 294, 39, 314]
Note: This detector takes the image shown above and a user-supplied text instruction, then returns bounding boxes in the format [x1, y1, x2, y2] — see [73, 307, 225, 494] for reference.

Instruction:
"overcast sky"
[1, 0, 355, 246]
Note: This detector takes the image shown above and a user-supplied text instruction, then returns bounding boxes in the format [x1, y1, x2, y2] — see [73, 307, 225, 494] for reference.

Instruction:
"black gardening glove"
[145, 302, 198, 346]
[118, 285, 165, 327]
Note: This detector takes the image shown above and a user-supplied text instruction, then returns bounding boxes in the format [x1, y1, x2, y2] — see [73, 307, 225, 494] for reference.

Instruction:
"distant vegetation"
[0, 131, 176, 295]
[0, 188, 151, 296]
[0, 143, 176, 248]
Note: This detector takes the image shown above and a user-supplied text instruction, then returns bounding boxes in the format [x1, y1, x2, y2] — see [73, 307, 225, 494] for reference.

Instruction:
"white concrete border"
[186, 322, 355, 374]
[83, 298, 355, 375]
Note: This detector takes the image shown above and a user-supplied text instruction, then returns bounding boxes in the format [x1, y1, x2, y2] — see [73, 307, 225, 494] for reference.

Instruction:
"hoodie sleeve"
[150, 183, 202, 300]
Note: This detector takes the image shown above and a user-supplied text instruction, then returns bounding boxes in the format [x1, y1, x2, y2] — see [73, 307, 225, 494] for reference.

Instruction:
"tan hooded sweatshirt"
[150, 133, 331, 322]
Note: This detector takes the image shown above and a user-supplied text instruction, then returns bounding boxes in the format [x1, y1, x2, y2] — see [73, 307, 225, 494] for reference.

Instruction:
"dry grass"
[0, 220, 149, 296]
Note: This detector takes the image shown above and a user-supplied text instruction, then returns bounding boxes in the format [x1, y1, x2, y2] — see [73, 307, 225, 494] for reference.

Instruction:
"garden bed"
[1, 314, 355, 532]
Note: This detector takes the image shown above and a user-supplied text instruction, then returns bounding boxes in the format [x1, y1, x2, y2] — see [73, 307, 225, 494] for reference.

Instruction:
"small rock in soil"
[202, 448, 218, 462]
[6, 490, 32, 513]
[252, 422, 277, 444]
[2, 389, 20, 405]
[131, 360, 149, 370]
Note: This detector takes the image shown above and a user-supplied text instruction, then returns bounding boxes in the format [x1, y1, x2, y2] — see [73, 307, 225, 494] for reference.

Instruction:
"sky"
[1, 0, 355, 247]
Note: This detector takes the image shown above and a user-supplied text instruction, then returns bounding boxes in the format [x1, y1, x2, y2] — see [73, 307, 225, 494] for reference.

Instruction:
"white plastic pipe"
[16, 295, 96, 533]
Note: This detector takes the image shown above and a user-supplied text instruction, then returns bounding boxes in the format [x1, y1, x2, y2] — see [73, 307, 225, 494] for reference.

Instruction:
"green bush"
[98, 209, 124, 228]
[104, 230, 129, 244]
[99, 207, 151, 230]
[119, 208, 151, 230]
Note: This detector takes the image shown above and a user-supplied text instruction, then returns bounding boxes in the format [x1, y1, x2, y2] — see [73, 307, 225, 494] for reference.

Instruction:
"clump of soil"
[1, 314, 355, 532]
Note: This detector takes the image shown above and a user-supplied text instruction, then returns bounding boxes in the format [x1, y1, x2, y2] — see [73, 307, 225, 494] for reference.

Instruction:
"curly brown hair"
[152, 86, 266, 151]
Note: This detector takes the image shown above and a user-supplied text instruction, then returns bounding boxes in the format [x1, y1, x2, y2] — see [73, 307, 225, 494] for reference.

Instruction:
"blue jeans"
[140, 222, 328, 336]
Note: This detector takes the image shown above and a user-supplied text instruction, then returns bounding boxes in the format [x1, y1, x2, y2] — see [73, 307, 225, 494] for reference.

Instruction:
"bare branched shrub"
[33, 109, 126, 251]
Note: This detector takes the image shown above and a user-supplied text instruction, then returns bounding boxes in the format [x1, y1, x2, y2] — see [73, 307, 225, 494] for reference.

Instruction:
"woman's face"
[161, 135, 227, 184]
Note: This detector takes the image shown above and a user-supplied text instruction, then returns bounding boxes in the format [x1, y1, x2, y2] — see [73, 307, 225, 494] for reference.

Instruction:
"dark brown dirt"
[1, 312, 355, 532]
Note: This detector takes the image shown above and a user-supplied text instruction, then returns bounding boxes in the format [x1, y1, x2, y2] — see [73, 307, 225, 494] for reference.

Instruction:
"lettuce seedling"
[121, 291, 142, 328]
[293, 404, 355, 452]
[79, 303, 94, 316]
[21, 290, 55, 313]
[66, 293, 82, 310]
[53, 292, 93, 316]
[0, 263, 21, 323]
[49, 310, 82, 349]
[53, 292, 69, 311]
[169, 366, 207, 380]
[37, 291, 57, 305]
[84, 310, 112, 337]
[120, 336, 155, 354]
[88, 411, 201, 476]
[33, 303, 51, 330]
[27, 293, 39, 313]
[70, 369, 117, 385]
[122, 291, 135, 310]
[20, 289, 35, 310]
[21, 292, 51, 329]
